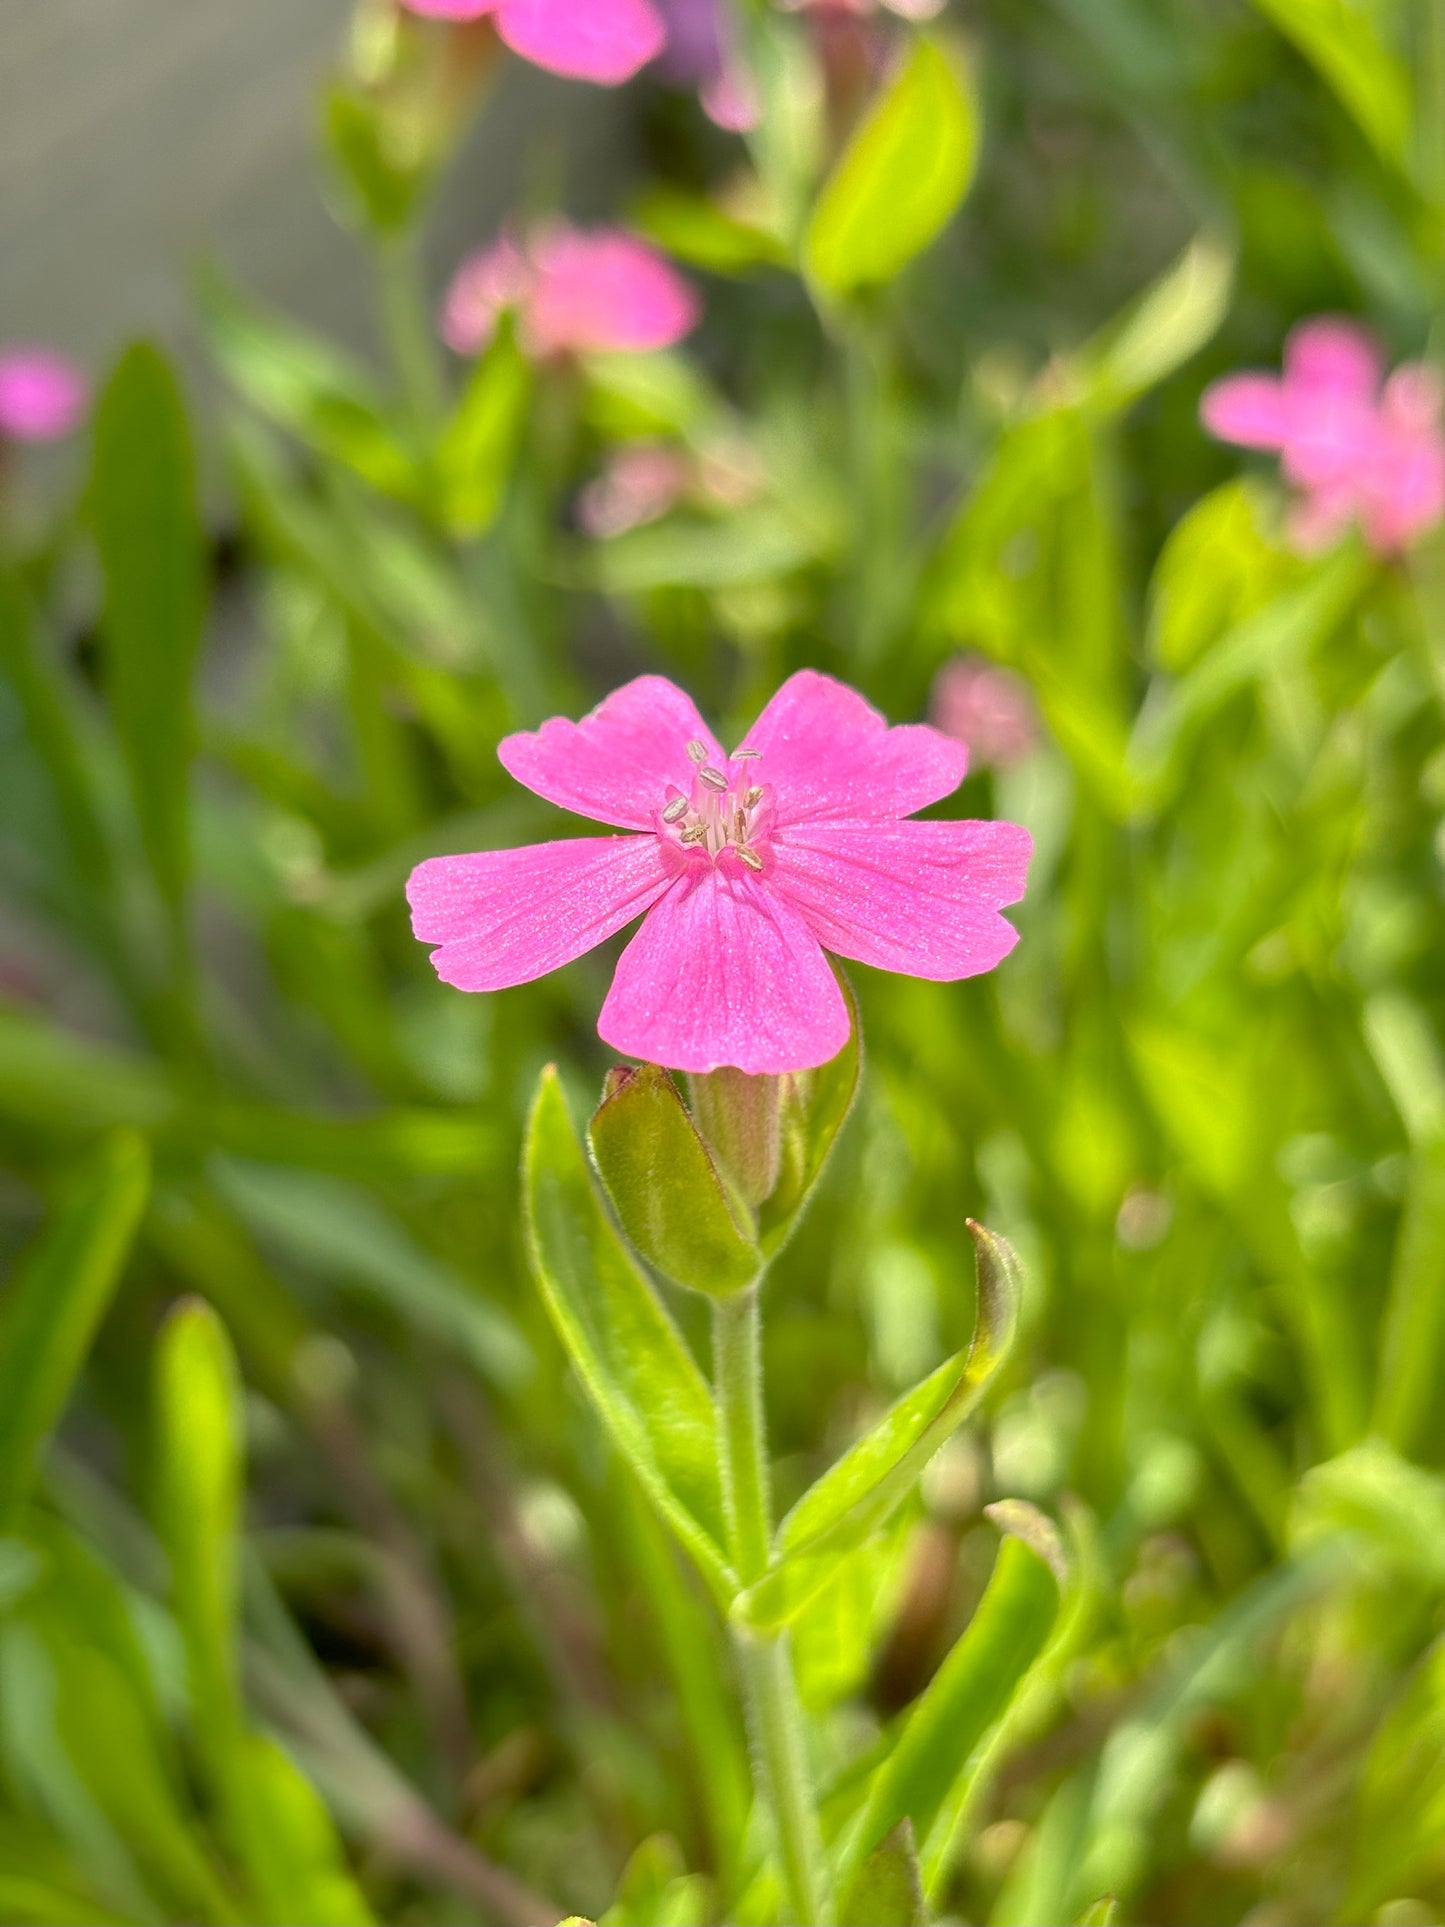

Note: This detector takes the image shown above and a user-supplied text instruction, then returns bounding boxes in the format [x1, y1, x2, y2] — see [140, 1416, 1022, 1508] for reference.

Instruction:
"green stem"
[713, 1291, 829, 1926]
[376, 233, 444, 427]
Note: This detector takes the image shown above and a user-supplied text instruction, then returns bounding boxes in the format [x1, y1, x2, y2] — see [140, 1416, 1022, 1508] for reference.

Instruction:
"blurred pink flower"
[578, 443, 691, 537]
[0, 349, 88, 443]
[442, 223, 700, 359]
[401, 0, 666, 84]
[1201, 317, 1445, 555]
[931, 656, 1039, 770]
[408, 671, 1031, 1073]
[657, 0, 759, 130]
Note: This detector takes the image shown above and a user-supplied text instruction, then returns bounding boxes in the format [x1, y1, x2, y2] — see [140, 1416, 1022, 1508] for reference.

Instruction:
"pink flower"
[400, 0, 666, 85]
[931, 656, 1039, 770]
[656, 0, 760, 130]
[442, 223, 700, 359]
[0, 349, 88, 444]
[1201, 317, 1445, 555]
[578, 443, 692, 537]
[408, 672, 1032, 1074]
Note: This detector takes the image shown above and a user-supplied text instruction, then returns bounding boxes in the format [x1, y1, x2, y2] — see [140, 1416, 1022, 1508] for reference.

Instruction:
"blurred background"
[4, 1, 1445, 1924]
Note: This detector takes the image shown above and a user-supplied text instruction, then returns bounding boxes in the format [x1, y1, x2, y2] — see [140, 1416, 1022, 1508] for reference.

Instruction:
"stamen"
[686, 740, 708, 765]
[698, 766, 728, 793]
[661, 796, 688, 824]
[736, 846, 764, 872]
[744, 785, 764, 809]
[734, 808, 746, 843]
[733, 748, 761, 759]
[680, 824, 708, 845]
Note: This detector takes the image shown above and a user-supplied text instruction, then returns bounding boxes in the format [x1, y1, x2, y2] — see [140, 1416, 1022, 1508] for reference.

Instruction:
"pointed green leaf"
[1075, 1898, 1119, 1926]
[849, 1530, 1062, 1877]
[227, 1733, 374, 1926]
[0, 1132, 150, 1532]
[589, 1065, 760, 1297]
[155, 1300, 246, 1777]
[757, 973, 862, 1258]
[525, 1068, 734, 1603]
[91, 342, 206, 914]
[199, 266, 419, 501]
[837, 1820, 925, 1927]
[807, 37, 979, 293]
[1081, 233, 1235, 417]
[436, 322, 532, 537]
[734, 1222, 1020, 1631]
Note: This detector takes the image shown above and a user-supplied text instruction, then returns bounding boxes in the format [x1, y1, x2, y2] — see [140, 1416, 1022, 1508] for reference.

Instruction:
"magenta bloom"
[401, 0, 665, 84]
[657, 0, 759, 130]
[0, 349, 88, 444]
[408, 672, 1032, 1075]
[442, 223, 700, 360]
[1201, 317, 1445, 555]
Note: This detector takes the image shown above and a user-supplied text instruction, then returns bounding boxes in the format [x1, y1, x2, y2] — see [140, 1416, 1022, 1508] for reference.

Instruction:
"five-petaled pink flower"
[408, 672, 1032, 1074]
[442, 223, 699, 360]
[931, 656, 1039, 770]
[0, 349, 88, 444]
[400, 0, 665, 85]
[1201, 317, 1445, 555]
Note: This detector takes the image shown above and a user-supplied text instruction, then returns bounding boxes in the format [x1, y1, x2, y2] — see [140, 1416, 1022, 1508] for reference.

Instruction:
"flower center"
[659, 740, 772, 871]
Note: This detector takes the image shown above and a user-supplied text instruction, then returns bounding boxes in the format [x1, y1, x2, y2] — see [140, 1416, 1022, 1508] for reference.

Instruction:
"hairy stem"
[713, 1289, 829, 1925]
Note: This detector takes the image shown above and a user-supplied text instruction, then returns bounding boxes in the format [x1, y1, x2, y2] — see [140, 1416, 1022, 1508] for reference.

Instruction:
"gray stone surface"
[0, 0, 631, 376]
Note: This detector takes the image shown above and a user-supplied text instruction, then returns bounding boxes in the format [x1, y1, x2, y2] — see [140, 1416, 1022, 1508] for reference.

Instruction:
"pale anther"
[733, 747, 761, 759]
[686, 739, 708, 764]
[698, 766, 728, 792]
[736, 845, 764, 872]
[680, 824, 708, 844]
[744, 785, 764, 808]
[662, 796, 688, 824]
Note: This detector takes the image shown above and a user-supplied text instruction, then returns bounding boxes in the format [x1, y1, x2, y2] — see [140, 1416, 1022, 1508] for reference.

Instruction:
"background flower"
[441, 222, 699, 357]
[0, 348, 87, 443]
[400, 0, 666, 84]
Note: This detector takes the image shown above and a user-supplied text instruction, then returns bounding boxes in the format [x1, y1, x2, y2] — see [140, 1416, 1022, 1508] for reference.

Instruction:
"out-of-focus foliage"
[4, 0, 1445, 1920]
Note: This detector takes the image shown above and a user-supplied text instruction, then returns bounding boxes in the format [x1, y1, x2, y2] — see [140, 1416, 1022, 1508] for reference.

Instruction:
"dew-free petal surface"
[408, 836, 669, 990]
[599, 865, 850, 1072]
[772, 819, 1032, 979]
[524, 228, 699, 356]
[1285, 317, 1380, 401]
[500, 675, 721, 829]
[737, 670, 966, 826]
[495, 0, 666, 83]
[1199, 374, 1290, 450]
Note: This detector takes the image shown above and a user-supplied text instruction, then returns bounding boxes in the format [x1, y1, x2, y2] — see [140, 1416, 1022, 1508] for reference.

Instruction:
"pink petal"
[1284, 317, 1381, 403]
[408, 836, 669, 991]
[599, 867, 850, 1073]
[499, 675, 722, 830]
[735, 670, 966, 827]
[524, 226, 699, 357]
[494, 0, 666, 83]
[1199, 375, 1290, 450]
[0, 349, 88, 443]
[771, 820, 1032, 979]
[1360, 435, 1445, 552]
[439, 235, 531, 356]
[1286, 482, 1358, 554]
[402, 0, 498, 13]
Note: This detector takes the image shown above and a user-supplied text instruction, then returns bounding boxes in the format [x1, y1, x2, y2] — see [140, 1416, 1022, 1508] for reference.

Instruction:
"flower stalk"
[714, 1287, 830, 1926]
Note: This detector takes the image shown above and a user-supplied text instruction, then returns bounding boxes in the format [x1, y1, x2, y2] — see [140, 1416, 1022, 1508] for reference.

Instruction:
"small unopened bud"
[689, 1067, 783, 1209]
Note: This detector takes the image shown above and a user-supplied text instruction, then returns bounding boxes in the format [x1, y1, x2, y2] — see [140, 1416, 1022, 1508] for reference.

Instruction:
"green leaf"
[91, 342, 206, 914]
[227, 1733, 374, 1927]
[199, 266, 419, 500]
[589, 1065, 761, 1298]
[632, 188, 790, 275]
[1074, 1898, 1120, 1926]
[807, 37, 979, 293]
[154, 1300, 246, 1779]
[849, 1530, 1062, 1875]
[733, 1222, 1020, 1630]
[524, 1068, 734, 1603]
[1146, 481, 1291, 672]
[1292, 1439, 1445, 1586]
[837, 1820, 925, 1927]
[586, 510, 831, 592]
[1080, 233, 1235, 416]
[321, 87, 429, 236]
[601, 1835, 710, 1927]
[756, 973, 862, 1258]
[0, 1132, 150, 1532]
[435, 323, 532, 537]
[1246, 0, 1412, 171]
